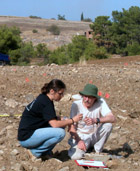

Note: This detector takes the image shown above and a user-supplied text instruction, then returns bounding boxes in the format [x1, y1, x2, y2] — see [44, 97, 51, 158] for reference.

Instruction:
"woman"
[18, 79, 83, 159]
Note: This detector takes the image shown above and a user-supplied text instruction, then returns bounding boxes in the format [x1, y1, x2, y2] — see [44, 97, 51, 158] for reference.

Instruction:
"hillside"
[0, 16, 91, 50]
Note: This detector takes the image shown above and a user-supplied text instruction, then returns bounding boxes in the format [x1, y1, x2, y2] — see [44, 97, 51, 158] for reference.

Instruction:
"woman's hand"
[73, 114, 83, 123]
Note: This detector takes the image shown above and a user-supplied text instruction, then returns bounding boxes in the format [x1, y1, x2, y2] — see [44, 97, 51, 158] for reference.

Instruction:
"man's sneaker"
[68, 145, 85, 160]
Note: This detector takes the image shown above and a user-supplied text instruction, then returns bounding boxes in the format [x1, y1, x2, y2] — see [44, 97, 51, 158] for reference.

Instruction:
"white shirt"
[70, 98, 111, 134]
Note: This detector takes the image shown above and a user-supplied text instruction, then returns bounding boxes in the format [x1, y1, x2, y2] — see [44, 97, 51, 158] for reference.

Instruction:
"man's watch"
[96, 118, 100, 124]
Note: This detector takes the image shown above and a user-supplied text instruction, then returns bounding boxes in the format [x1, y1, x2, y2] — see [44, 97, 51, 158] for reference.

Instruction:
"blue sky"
[0, 0, 140, 21]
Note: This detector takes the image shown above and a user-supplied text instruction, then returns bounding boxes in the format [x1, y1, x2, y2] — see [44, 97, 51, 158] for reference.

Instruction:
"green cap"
[79, 84, 100, 99]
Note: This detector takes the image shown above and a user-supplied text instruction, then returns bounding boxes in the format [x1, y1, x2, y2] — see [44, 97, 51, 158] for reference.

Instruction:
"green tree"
[84, 41, 97, 60]
[49, 36, 89, 64]
[126, 42, 140, 56]
[35, 43, 50, 64]
[58, 14, 66, 20]
[84, 41, 108, 60]
[9, 49, 21, 65]
[67, 35, 89, 62]
[81, 12, 84, 21]
[49, 45, 69, 65]
[90, 16, 112, 36]
[49, 35, 108, 65]
[90, 16, 112, 52]
[9, 42, 34, 65]
[89, 6, 140, 55]
[111, 6, 140, 54]
[0, 25, 21, 54]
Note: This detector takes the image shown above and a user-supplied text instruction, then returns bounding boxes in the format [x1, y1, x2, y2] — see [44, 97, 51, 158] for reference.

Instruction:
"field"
[0, 16, 140, 170]
[0, 56, 140, 170]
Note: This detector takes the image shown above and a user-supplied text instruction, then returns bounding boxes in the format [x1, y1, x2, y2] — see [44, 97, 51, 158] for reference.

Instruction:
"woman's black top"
[18, 94, 57, 141]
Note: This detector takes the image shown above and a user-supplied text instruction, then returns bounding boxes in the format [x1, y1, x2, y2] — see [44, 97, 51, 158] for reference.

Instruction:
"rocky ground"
[0, 55, 140, 170]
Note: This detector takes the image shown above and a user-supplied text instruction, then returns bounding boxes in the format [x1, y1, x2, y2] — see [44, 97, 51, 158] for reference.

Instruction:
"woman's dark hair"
[41, 79, 66, 94]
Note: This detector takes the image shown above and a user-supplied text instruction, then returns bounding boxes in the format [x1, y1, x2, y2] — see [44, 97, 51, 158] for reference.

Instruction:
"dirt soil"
[0, 56, 140, 171]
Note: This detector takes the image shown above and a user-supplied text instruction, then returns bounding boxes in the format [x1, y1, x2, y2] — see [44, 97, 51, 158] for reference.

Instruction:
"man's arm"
[99, 112, 116, 123]
[84, 112, 116, 125]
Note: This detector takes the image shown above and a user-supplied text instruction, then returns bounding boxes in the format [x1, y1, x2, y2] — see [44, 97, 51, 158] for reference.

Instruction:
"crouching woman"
[17, 79, 83, 159]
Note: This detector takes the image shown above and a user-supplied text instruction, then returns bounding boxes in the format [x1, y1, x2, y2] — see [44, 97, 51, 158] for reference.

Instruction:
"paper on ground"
[75, 160, 107, 168]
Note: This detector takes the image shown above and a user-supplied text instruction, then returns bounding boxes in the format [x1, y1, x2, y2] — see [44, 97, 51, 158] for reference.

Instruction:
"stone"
[11, 149, 19, 156]
[106, 160, 118, 169]
[59, 166, 69, 171]
[60, 94, 72, 102]
[5, 99, 18, 108]
[25, 94, 34, 103]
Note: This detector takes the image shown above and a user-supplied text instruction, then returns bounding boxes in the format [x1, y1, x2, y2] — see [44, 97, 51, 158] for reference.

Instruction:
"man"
[68, 84, 116, 160]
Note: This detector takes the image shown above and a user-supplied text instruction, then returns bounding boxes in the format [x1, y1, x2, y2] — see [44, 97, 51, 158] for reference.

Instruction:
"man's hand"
[77, 140, 86, 151]
[84, 117, 97, 125]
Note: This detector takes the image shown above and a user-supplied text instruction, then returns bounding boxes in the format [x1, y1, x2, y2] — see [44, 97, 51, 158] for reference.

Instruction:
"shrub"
[83, 18, 92, 22]
[47, 24, 60, 35]
[9, 42, 34, 65]
[29, 15, 42, 19]
[94, 47, 108, 59]
[32, 29, 38, 33]
[35, 43, 50, 64]
[126, 42, 140, 56]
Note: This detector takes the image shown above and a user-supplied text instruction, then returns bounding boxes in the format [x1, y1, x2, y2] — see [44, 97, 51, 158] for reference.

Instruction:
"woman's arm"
[49, 113, 83, 128]
[69, 124, 86, 151]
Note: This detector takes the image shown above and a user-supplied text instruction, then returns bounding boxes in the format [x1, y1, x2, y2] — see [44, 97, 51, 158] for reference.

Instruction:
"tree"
[110, 6, 140, 54]
[58, 14, 66, 20]
[90, 16, 113, 52]
[67, 35, 89, 62]
[49, 45, 69, 64]
[49, 35, 108, 65]
[81, 12, 84, 21]
[90, 16, 112, 36]
[89, 7, 140, 55]
[126, 42, 140, 56]
[0, 25, 21, 54]
[35, 43, 50, 64]
[9, 42, 34, 65]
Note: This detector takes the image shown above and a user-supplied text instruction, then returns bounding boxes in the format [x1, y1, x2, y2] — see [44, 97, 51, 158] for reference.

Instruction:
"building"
[84, 30, 93, 39]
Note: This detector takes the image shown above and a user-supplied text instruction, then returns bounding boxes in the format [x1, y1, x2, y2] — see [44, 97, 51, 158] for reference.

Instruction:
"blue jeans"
[19, 127, 65, 158]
